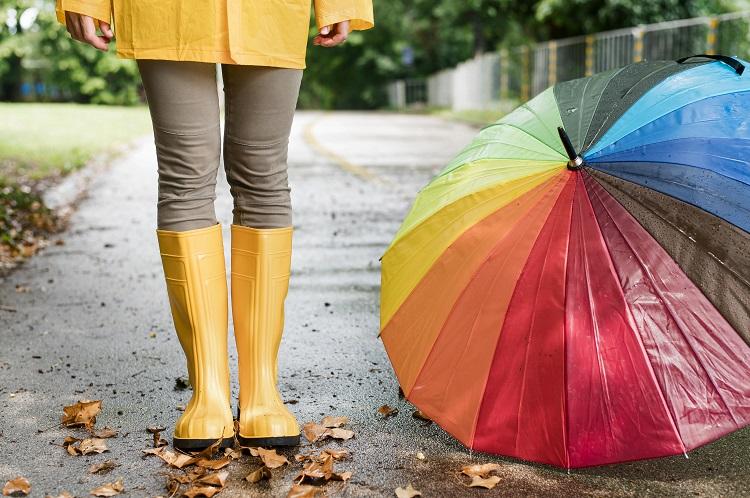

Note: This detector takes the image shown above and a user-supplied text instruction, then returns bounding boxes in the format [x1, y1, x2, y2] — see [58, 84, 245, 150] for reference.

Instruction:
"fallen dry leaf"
[468, 475, 501, 489]
[322, 448, 350, 460]
[90, 478, 124, 497]
[146, 426, 167, 448]
[328, 428, 354, 440]
[183, 467, 209, 482]
[302, 423, 328, 443]
[182, 486, 220, 498]
[2, 477, 30, 496]
[142, 447, 197, 469]
[196, 457, 231, 470]
[395, 484, 422, 498]
[320, 415, 348, 428]
[62, 400, 102, 429]
[195, 471, 228, 488]
[224, 448, 242, 460]
[79, 438, 109, 455]
[154, 435, 168, 448]
[461, 463, 502, 478]
[245, 466, 272, 483]
[92, 427, 118, 438]
[89, 460, 118, 474]
[249, 447, 289, 469]
[416, 452, 426, 460]
[302, 422, 354, 443]
[297, 452, 352, 485]
[296, 448, 351, 463]
[192, 438, 223, 459]
[412, 410, 431, 422]
[63, 437, 108, 456]
[377, 404, 398, 418]
[63, 436, 82, 456]
[286, 484, 324, 498]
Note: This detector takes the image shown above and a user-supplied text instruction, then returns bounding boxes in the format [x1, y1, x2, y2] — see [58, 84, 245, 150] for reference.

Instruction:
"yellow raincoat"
[54, 0, 374, 69]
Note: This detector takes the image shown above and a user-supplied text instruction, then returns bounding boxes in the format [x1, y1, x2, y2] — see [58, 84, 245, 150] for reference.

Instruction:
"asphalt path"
[1, 111, 748, 497]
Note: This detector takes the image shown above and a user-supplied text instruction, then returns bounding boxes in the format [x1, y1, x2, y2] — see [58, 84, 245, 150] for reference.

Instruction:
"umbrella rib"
[587, 178, 743, 429]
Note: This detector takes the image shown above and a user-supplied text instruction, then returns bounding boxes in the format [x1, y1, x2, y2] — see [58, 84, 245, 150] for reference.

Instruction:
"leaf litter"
[461, 462, 504, 489]
[395, 484, 422, 498]
[61, 400, 102, 430]
[90, 478, 124, 497]
[302, 415, 355, 443]
[2, 477, 30, 496]
[89, 460, 119, 474]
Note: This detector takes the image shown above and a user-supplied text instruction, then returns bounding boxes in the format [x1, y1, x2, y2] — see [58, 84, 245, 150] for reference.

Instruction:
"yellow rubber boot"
[157, 224, 235, 451]
[231, 224, 300, 447]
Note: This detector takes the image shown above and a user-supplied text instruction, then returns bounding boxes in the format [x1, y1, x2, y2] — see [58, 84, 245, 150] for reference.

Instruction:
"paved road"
[1, 111, 748, 497]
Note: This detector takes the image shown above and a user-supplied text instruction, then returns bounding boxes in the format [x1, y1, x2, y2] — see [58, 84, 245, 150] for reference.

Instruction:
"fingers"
[81, 16, 109, 50]
[100, 21, 114, 41]
[64, 12, 111, 51]
[313, 20, 350, 48]
[65, 11, 83, 40]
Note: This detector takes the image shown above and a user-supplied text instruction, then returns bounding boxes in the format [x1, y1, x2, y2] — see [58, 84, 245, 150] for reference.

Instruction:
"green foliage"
[1, 1, 141, 104]
[0, 1, 743, 108]
[300, 0, 735, 108]
[534, 0, 735, 39]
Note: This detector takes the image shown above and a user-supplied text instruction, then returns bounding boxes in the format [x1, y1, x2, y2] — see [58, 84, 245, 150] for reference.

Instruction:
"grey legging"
[137, 59, 303, 231]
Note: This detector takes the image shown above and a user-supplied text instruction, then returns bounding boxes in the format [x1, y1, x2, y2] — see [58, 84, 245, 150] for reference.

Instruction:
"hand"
[313, 20, 350, 47]
[63, 11, 114, 51]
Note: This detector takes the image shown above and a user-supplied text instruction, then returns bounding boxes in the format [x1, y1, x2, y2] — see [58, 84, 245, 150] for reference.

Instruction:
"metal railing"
[387, 11, 750, 111]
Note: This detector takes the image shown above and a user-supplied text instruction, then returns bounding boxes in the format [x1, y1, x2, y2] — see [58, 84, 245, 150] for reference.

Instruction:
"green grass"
[0, 102, 152, 181]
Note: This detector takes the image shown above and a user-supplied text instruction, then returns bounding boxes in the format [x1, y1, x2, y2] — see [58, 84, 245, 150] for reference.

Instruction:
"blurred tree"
[0, 1, 141, 104]
[534, 0, 735, 39]
[0, 0, 742, 108]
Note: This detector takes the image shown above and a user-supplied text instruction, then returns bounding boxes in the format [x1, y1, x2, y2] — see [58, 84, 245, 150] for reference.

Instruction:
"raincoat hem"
[115, 46, 307, 69]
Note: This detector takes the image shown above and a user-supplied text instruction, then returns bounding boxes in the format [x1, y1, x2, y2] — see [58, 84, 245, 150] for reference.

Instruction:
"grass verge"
[0, 103, 151, 272]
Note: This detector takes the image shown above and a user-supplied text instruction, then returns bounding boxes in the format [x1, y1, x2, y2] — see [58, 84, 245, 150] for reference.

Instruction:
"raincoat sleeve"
[55, 0, 111, 28]
[313, 0, 374, 31]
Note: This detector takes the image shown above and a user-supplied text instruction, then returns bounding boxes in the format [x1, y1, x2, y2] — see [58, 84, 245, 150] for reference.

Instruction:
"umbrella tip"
[557, 127, 584, 171]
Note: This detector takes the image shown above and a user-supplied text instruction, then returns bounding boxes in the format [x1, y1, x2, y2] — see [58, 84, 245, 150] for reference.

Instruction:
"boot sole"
[237, 434, 300, 447]
[173, 436, 235, 452]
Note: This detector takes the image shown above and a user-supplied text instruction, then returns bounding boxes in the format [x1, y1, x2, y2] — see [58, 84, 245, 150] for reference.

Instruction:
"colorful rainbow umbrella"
[379, 55, 750, 469]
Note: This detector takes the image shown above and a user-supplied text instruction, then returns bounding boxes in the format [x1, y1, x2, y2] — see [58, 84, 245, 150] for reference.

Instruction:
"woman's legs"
[221, 64, 303, 446]
[221, 64, 303, 228]
[137, 59, 221, 231]
[137, 59, 234, 450]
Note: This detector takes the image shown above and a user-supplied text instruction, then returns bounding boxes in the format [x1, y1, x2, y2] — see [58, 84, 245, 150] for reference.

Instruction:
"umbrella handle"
[557, 127, 583, 170]
[676, 54, 745, 75]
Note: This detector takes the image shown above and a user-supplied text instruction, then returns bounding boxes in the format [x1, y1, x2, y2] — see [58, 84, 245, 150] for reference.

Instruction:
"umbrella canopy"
[379, 55, 750, 469]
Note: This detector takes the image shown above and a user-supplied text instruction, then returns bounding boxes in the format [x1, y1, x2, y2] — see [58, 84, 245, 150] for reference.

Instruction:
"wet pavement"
[1, 111, 748, 497]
